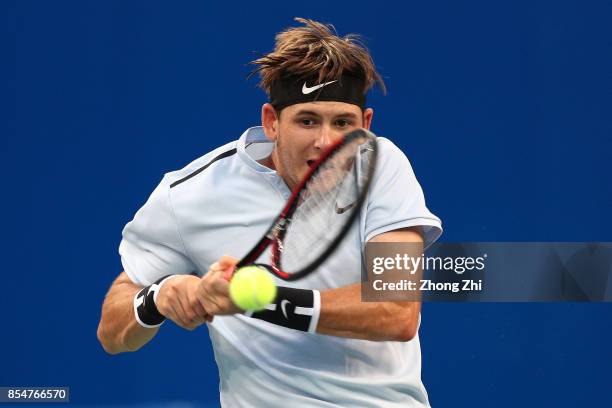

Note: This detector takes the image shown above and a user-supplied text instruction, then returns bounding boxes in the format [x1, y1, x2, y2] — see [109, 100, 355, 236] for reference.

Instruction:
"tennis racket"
[228, 128, 378, 281]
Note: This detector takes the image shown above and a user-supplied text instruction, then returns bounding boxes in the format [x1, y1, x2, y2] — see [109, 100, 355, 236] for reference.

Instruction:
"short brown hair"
[251, 18, 386, 96]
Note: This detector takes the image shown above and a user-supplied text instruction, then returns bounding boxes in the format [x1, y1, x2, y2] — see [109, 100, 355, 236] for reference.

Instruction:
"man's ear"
[362, 108, 374, 130]
[261, 103, 279, 141]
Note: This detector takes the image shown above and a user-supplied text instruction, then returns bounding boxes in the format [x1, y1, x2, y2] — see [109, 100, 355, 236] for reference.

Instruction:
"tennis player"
[98, 18, 442, 407]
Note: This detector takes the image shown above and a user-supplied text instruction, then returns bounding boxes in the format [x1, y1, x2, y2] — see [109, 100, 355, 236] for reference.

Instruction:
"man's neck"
[257, 155, 276, 170]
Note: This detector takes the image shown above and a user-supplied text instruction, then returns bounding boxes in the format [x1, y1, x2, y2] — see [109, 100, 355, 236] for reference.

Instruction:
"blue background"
[5, 0, 611, 406]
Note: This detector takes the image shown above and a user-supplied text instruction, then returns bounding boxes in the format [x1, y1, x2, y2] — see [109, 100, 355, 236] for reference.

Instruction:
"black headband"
[269, 73, 366, 111]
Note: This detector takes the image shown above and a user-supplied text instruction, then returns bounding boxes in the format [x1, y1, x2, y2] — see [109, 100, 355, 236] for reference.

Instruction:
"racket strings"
[279, 137, 374, 273]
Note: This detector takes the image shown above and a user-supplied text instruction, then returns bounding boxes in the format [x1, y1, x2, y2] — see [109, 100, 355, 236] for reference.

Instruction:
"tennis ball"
[229, 266, 277, 311]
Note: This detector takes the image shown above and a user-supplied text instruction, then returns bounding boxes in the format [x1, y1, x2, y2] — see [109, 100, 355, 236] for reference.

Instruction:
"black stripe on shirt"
[170, 148, 237, 188]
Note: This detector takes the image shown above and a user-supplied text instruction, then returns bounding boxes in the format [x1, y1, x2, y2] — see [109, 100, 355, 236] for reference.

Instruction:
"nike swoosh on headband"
[302, 80, 338, 95]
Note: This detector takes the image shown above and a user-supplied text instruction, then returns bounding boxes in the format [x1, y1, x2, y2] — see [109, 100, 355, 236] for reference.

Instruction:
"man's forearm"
[316, 283, 420, 342]
[97, 272, 159, 354]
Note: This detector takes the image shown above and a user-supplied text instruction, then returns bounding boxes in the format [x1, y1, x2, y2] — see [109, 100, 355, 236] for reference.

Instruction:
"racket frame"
[234, 128, 378, 281]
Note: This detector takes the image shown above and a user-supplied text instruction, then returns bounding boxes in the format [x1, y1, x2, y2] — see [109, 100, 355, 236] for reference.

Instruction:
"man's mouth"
[306, 160, 316, 168]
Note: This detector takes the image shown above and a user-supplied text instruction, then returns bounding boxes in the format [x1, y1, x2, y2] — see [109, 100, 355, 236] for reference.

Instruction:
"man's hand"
[197, 256, 242, 315]
[156, 256, 242, 330]
[155, 275, 213, 330]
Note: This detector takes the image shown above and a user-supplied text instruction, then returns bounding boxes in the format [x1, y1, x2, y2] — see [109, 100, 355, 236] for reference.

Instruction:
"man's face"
[262, 101, 373, 190]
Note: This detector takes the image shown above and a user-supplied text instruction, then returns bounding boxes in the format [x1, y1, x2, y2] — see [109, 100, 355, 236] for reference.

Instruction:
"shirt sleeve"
[119, 175, 196, 286]
[364, 137, 442, 249]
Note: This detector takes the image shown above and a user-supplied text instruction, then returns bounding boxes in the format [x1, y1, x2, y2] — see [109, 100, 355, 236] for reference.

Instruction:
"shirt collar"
[237, 126, 275, 173]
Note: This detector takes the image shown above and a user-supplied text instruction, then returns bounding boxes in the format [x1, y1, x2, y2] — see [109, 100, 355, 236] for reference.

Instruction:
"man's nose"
[314, 126, 337, 150]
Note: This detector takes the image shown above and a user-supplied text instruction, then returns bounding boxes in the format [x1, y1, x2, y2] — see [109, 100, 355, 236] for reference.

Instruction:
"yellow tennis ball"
[229, 266, 277, 311]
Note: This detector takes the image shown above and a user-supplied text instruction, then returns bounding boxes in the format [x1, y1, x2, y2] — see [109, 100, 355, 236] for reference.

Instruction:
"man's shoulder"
[372, 136, 415, 174]
[164, 140, 240, 190]
[375, 136, 407, 158]
[163, 126, 268, 190]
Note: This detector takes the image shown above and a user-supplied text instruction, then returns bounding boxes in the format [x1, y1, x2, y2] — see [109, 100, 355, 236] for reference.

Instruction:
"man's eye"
[301, 119, 315, 126]
[336, 119, 352, 128]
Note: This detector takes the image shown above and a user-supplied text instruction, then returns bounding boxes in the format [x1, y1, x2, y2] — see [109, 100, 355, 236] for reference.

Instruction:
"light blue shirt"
[120, 126, 442, 407]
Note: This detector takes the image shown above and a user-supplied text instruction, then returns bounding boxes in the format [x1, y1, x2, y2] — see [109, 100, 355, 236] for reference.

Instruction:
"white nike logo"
[302, 80, 337, 95]
[280, 299, 291, 319]
[135, 295, 144, 308]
